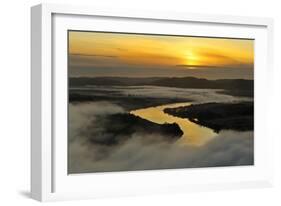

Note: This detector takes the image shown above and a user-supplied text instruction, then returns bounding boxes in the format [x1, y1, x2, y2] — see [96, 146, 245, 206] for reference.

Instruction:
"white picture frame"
[31, 3, 274, 202]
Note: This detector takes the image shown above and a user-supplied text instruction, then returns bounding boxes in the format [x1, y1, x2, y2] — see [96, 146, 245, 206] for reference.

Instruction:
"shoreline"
[164, 102, 254, 132]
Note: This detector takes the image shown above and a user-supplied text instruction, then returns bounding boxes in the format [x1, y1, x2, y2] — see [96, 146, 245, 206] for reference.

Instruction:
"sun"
[184, 50, 200, 66]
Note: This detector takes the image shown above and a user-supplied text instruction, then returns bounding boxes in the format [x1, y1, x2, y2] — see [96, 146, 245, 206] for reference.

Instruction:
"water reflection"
[130, 102, 217, 146]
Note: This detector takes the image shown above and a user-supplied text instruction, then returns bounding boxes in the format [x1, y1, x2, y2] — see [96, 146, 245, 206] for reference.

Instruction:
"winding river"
[130, 102, 218, 146]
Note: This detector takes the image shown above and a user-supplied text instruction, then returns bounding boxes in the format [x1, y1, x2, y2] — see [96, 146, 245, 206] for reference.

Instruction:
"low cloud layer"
[68, 102, 253, 174]
[79, 86, 252, 103]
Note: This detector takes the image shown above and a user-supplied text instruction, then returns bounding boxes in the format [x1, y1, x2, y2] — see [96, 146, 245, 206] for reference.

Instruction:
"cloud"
[69, 53, 122, 69]
[103, 130, 253, 171]
[70, 53, 118, 58]
[68, 102, 124, 142]
[176, 64, 220, 68]
[88, 86, 252, 103]
[68, 102, 253, 174]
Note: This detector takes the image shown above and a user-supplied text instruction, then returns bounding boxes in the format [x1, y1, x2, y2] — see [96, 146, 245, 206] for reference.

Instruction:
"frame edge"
[30, 3, 275, 201]
[31, 4, 43, 201]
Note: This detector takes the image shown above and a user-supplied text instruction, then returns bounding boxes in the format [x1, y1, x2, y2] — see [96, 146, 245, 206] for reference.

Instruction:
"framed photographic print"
[31, 3, 274, 201]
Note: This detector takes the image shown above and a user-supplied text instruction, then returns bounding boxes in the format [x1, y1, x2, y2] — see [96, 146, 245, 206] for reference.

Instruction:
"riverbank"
[70, 76, 254, 98]
[69, 92, 190, 111]
[164, 102, 253, 132]
[87, 113, 183, 145]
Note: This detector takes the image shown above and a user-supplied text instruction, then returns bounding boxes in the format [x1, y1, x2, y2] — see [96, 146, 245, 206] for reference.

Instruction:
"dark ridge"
[69, 77, 162, 86]
[85, 113, 183, 145]
[69, 76, 253, 97]
[69, 93, 188, 111]
[151, 77, 253, 90]
[164, 102, 253, 132]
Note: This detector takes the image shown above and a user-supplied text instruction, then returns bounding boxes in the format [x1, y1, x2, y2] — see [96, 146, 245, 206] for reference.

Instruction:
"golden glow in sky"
[68, 31, 254, 79]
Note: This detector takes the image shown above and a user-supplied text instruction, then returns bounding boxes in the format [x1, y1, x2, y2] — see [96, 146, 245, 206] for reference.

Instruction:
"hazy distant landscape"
[68, 76, 253, 173]
[68, 31, 254, 174]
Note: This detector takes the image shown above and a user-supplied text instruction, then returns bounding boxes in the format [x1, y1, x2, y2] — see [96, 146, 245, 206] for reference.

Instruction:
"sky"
[68, 31, 254, 79]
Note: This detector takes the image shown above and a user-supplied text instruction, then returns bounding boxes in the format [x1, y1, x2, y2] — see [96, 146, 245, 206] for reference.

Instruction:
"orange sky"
[68, 31, 254, 79]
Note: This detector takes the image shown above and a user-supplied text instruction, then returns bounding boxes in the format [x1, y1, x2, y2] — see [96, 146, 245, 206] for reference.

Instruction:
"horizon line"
[68, 75, 254, 81]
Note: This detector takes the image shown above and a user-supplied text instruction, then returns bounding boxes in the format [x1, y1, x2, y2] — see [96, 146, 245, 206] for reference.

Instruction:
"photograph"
[68, 30, 254, 174]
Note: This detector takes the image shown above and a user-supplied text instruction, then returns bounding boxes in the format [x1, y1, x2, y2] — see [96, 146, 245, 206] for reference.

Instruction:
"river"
[130, 102, 218, 146]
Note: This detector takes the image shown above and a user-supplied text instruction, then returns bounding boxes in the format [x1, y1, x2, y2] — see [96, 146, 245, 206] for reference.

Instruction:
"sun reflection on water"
[130, 102, 217, 146]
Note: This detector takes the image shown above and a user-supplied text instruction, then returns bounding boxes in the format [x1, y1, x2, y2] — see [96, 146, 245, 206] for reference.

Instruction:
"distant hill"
[164, 102, 254, 132]
[150, 77, 253, 91]
[69, 77, 162, 86]
[70, 76, 253, 92]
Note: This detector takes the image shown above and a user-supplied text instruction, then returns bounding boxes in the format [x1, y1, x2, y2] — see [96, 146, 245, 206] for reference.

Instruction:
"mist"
[75, 86, 252, 103]
[68, 102, 253, 173]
